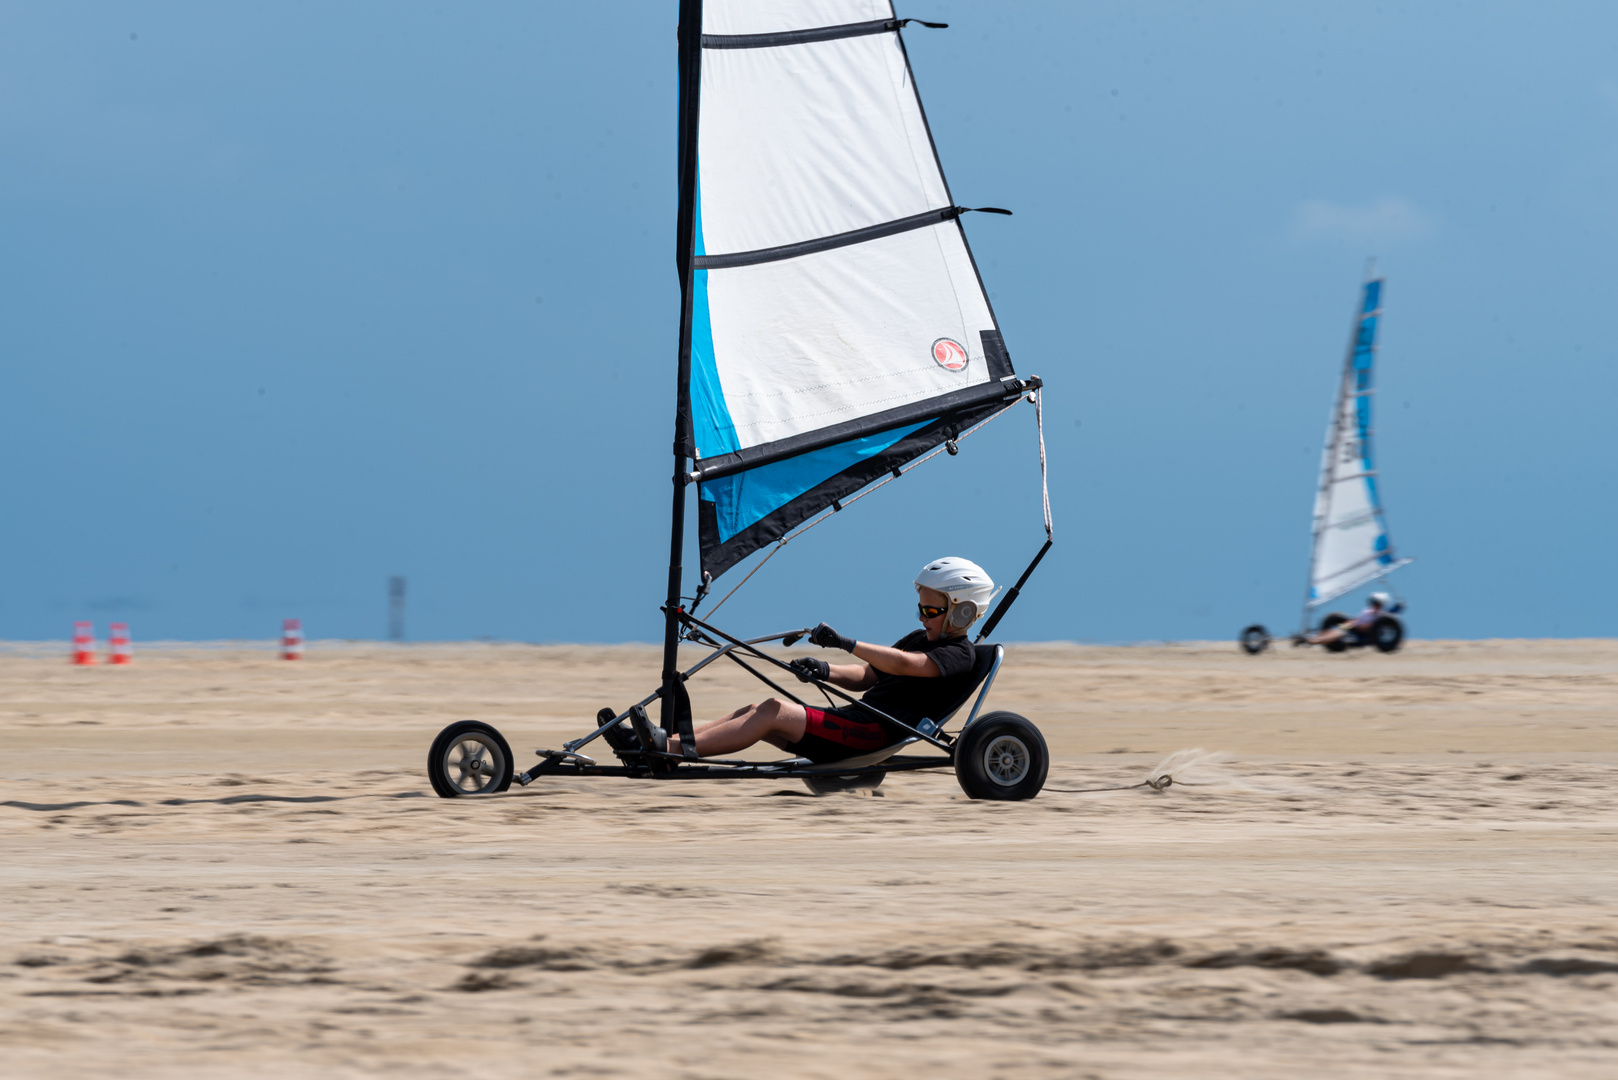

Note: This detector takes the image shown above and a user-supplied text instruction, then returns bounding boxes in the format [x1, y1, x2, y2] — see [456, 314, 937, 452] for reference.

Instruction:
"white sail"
[1307, 277, 1412, 608]
[680, 0, 1034, 580]
[690, 0, 1009, 465]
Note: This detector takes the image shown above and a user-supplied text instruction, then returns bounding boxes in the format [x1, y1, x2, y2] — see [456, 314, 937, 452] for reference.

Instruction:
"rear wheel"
[802, 771, 885, 796]
[428, 720, 514, 798]
[1319, 613, 1350, 653]
[1370, 615, 1404, 653]
[1240, 625, 1270, 655]
[954, 712, 1048, 801]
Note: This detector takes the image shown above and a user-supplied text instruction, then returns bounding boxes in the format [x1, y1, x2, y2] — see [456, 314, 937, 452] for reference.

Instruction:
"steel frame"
[515, 610, 1005, 787]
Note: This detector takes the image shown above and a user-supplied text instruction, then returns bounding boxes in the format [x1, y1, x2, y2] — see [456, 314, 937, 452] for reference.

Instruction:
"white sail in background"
[1307, 277, 1412, 608]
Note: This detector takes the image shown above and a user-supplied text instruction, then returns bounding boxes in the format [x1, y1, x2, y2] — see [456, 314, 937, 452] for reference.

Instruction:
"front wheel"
[1370, 615, 1404, 653]
[954, 712, 1048, 801]
[1319, 613, 1350, 653]
[428, 720, 514, 798]
[1239, 625, 1270, 655]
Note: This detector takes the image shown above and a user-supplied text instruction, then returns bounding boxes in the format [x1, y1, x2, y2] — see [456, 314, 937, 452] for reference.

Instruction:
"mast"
[663, 0, 703, 745]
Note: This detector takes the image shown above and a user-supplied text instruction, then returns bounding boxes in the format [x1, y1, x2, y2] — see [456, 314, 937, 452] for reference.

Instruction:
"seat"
[782, 645, 1006, 774]
[848, 643, 1004, 736]
[937, 644, 1003, 728]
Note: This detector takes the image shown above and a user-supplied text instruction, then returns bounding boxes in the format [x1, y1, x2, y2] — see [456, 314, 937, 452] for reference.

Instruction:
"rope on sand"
[1044, 775, 1176, 794]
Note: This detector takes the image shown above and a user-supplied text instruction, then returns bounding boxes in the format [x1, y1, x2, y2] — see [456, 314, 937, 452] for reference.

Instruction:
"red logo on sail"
[931, 338, 968, 372]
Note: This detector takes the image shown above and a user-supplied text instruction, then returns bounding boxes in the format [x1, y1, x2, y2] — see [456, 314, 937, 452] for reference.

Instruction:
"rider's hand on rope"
[808, 622, 856, 652]
[789, 657, 830, 682]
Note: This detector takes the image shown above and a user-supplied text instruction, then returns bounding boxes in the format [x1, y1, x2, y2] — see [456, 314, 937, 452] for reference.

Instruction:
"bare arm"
[850, 641, 941, 678]
[803, 622, 943, 680]
[825, 662, 879, 691]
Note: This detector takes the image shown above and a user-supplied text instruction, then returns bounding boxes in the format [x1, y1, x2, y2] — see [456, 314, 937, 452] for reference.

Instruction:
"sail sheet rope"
[1034, 388, 1053, 543]
[696, 391, 1048, 622]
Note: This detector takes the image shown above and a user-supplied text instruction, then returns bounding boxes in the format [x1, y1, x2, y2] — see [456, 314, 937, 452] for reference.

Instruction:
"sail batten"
[693, 205, 962, 270]
[702, 18, 899, 50]
[1305, 276, 1412, 611]
[702, 1, 904, 39]
[681, 0, 1023, 581]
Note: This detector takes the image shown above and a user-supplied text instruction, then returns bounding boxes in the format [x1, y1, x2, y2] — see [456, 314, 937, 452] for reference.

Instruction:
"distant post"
[281, 618, 304, 660]
[388, 576, 406, 642]
[72, 621, 96, 666]
[108, 623, 132, 665]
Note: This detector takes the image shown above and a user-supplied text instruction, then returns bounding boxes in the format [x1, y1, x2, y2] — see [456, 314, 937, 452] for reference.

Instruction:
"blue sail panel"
[1361, 279, 1381, 313]
[690, 268, 739, 459]
[700, 422, 928, 545]
[695, 402, 1011, 582]
[687, 180, 741, 459]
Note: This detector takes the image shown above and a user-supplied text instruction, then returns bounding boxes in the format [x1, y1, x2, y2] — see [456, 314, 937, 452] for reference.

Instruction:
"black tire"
[1239, 625, 1270, 655]
[1319, 613, 1350, 653]
[802, 771, 886, 796]
[1370, 615, 1404, 653]
[428, 720, 514, 798]
[954, 712, 1048, 801]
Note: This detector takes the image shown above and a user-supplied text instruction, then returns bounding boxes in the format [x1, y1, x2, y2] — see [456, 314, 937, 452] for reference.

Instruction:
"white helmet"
[915, 557, 999, 632]
[1369, 591, 1391, 609]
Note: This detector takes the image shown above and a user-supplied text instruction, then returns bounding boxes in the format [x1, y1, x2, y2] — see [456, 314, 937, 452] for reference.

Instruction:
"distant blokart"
[1241, 271, 1414, 657]
[1241, 607, 1405, 655]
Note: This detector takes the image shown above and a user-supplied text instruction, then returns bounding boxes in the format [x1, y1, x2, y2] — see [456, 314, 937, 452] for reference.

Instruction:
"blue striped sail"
[1307, 277, 1414, 607]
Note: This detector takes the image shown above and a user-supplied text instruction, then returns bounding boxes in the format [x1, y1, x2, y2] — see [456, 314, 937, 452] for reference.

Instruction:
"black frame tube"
[975, 538, 1051, 643]
[663, 0, 705, 747]
[522, 753, 951, 785]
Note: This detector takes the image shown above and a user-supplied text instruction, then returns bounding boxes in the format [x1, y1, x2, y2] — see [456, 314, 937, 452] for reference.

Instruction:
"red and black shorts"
[783, 705, 891, 763]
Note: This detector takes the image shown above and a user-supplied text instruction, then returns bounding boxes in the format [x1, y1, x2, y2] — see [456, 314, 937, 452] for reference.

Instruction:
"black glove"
[808, 622, 856, 652]
[789, 657, 830, 683]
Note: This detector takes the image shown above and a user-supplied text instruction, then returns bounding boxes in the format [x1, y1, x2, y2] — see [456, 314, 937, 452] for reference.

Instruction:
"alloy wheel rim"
[445, 736, 504, 794]
[983, 734, 1030, 786]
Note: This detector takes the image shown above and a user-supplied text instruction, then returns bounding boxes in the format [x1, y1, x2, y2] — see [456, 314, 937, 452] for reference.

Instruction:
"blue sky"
[2, 1, 1615, 642]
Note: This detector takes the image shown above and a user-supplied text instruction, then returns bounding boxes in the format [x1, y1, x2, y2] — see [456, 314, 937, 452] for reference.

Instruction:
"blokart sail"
[675, 0, 1037, 585]
[1304, 274, 1413, 615]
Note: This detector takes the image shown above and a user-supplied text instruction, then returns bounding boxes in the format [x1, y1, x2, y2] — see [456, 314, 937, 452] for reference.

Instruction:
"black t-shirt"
[856, 630, 978, 726]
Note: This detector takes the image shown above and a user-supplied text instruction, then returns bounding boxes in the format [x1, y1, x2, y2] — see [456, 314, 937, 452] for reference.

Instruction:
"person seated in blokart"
[602, 557, 997, 763]
[1301, 591, 1389, 646]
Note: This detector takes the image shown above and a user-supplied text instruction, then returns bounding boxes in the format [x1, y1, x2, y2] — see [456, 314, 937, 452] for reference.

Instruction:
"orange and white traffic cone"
[109, 623, 132, 665]
[281, 618, 303, 660]
[72, 621, 96, 665]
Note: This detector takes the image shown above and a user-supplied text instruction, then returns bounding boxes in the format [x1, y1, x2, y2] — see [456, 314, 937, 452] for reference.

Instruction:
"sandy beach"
[3, 638, 1616, 1077]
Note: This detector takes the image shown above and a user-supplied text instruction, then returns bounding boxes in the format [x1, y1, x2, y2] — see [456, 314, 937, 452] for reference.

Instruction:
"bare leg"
[668, 697, 808, 758]
[1307, 627, 1347, 645]
[699, 704, 754, 728]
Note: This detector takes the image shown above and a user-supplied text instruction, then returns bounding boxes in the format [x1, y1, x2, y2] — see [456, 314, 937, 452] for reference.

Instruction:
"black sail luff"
[660, 0, 705, 746]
